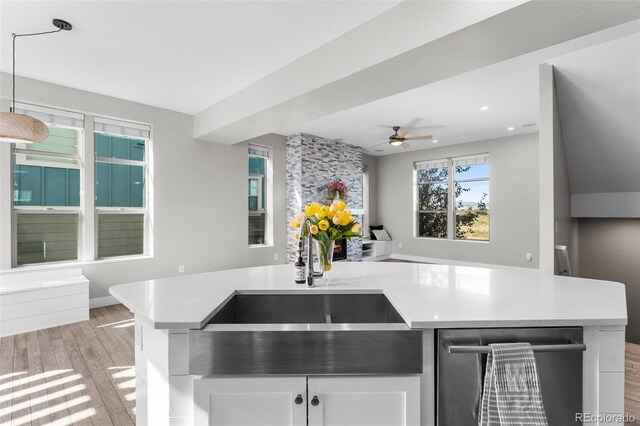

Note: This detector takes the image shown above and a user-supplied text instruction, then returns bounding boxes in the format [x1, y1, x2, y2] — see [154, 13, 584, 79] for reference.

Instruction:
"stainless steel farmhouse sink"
[188, 293, 423, 375]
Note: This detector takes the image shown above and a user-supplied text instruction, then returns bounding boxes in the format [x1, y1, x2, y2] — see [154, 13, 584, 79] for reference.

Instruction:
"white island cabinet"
[111, 262, 628, 426]
[193, 376, 419, 426]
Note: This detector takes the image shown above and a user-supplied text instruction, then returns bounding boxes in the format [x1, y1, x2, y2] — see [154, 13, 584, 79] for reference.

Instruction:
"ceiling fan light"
[0, 112, 49, 144]
[390, 139, 403, 146]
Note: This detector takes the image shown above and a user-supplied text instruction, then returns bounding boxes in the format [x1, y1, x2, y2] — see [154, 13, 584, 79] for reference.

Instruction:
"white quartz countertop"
[109, 262, 627, 330]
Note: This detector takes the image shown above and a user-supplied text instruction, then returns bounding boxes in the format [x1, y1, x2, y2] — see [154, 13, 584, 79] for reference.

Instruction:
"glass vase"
[315, 239, 335, 282]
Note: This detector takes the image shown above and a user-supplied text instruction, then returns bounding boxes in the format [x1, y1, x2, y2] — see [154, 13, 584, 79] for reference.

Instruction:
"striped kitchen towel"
[479, 342, 548, 426]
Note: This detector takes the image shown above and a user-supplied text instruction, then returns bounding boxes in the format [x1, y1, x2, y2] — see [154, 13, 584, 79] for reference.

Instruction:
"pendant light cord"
[11, 28, 62, 113]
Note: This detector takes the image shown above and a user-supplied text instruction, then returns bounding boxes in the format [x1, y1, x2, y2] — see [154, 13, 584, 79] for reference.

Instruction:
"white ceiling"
[281, 20, 640, 156]
[0, 1, 399, 114]
[281, 54, 541, 155]
[554, 33, 640, 194]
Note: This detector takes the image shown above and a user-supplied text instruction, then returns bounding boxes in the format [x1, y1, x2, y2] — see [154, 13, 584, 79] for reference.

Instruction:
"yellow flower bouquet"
[290, 200, 362, 272]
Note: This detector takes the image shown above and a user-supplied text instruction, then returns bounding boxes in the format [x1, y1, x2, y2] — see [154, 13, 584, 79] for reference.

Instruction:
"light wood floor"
[627, 342, 640, 424]
[0, 305, 135, 426]
[1, 305, 639, 425]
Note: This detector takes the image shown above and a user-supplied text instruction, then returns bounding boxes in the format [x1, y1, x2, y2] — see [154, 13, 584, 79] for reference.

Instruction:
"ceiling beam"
[194, 1, 640, 144]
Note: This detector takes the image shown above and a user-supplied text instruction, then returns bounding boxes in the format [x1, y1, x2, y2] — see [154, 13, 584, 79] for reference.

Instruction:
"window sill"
[248, 244, 273, 249]
[3, 254, 153, 273]
[413, 236, 490, 243]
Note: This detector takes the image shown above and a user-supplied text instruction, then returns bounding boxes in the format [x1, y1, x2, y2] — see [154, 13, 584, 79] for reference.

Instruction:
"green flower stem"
[315, 240, 333, 271]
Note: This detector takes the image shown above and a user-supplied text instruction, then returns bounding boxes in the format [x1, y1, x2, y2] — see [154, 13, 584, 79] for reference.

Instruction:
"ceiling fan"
[374, 126, 433, 149]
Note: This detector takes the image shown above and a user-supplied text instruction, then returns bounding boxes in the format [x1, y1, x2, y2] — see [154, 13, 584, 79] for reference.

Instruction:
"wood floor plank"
[48, 335, 92, 426]
[626, 342, 640, 423]
[36, 329, 71, 425]
[89, 405, 113, 426]
[76, 320, 136, 421]
[87, 316, 134, 366]
[57, 325, 106, 425]
[0, 335, 15, 424]
[103, 306, 135, 341]
[108, 410, 134, 426]
[25, 331, 52, 426]
[71, 334, 127, 420]
[11, 332, 31, 425]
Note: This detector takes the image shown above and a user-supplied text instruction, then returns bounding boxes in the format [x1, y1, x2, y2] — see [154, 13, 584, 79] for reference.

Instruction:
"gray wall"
[0, 74, 288, 299]
[363, 155, 379, 228]
[285, 133, 363, 262]
[552, 72, 579, 276]
[377, 133, 540, 268]
[578, 219, 640, 343]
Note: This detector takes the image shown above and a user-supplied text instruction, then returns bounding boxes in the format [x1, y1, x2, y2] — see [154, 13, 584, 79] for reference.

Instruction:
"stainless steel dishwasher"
[437, 327, 584, 425]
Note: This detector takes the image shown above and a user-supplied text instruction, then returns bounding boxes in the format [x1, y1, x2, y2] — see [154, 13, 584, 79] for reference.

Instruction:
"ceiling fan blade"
[403, 135, 433, 141]
[410, 125, 446, 130]
[400, 141, 410, 148]
[404, 118, 423, 129]
[397, 130, 407, 138]
[370, 141, 389, 148]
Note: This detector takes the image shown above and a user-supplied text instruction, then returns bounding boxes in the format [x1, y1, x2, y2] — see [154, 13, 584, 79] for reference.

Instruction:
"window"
[94, 117, 150, 258]
[453, 155, 490, 241]
[12, 104, 84, 265]
[415, 154, 489, 241]
[248, 144, 271, 245]
[9, 105, 152, 267]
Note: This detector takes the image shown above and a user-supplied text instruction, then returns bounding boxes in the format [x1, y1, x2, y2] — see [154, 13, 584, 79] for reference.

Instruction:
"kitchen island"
[110, 262, 627, 426]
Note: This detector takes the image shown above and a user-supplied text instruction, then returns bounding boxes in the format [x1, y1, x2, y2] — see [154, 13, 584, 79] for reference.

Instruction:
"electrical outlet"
[274, 253, 279, 261]
[526, 253, 533, 262]
[178, 264, 185, 273]
[398, 242, 403, 249]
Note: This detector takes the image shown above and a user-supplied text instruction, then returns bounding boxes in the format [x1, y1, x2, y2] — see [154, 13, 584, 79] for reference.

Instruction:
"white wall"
[0, 74, 288, 299]
[376, 133, 540, 268]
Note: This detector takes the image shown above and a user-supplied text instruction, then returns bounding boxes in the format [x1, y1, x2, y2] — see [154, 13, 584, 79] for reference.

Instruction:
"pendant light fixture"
[0, 19, 73, 144]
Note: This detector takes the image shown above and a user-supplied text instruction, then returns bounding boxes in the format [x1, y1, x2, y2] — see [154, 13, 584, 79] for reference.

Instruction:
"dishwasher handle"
[447, 342, 586, 354]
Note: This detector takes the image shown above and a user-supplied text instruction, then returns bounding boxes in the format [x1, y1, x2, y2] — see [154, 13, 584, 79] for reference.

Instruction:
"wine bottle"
[294, 251, 306, 284]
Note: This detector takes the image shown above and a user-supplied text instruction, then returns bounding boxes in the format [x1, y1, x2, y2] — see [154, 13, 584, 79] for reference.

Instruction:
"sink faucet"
[303, 217, 323, 288]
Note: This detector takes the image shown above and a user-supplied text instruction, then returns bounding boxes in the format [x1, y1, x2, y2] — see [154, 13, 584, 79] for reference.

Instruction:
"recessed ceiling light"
[507, 126, 515, 131]
[432, 139, 438, 143]
[480, 106, 489, 111]
[375, 149, 384, 152]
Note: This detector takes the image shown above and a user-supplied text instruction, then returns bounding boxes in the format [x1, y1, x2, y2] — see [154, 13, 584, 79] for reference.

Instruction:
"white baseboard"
[390, 253, 532, 271]
[90, 295, 119, 309]
[362, 254, 391, 262]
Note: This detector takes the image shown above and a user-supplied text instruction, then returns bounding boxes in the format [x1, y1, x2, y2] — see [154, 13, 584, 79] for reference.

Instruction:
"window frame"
[8, 104, 153, 268]
[94, 130, 150, 260]
[453, 161, 490, 241]
[248, 146, 272, 247]
[413, 154, 490, 242]
[11, 122, 85, 267]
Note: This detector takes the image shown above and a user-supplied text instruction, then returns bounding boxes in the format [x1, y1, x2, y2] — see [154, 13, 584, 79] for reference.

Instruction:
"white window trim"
[248, 148, 273, 247]
[6, 105, 153, 269]
[11, 122, 85, 267]
[414, 154, 490, 242]
[94, 130, 150, 260]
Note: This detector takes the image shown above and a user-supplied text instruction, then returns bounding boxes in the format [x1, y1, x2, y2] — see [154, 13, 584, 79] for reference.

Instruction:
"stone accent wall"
[286, 133, 363, 262]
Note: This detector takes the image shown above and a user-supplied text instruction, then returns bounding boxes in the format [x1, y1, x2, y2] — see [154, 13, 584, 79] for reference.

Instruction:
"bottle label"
[295, 266, 305, 282]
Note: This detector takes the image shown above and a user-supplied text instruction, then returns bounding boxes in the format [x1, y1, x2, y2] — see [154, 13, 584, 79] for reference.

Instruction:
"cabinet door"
[308, 376, 420, 426]
[194, 377, 306, 426]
